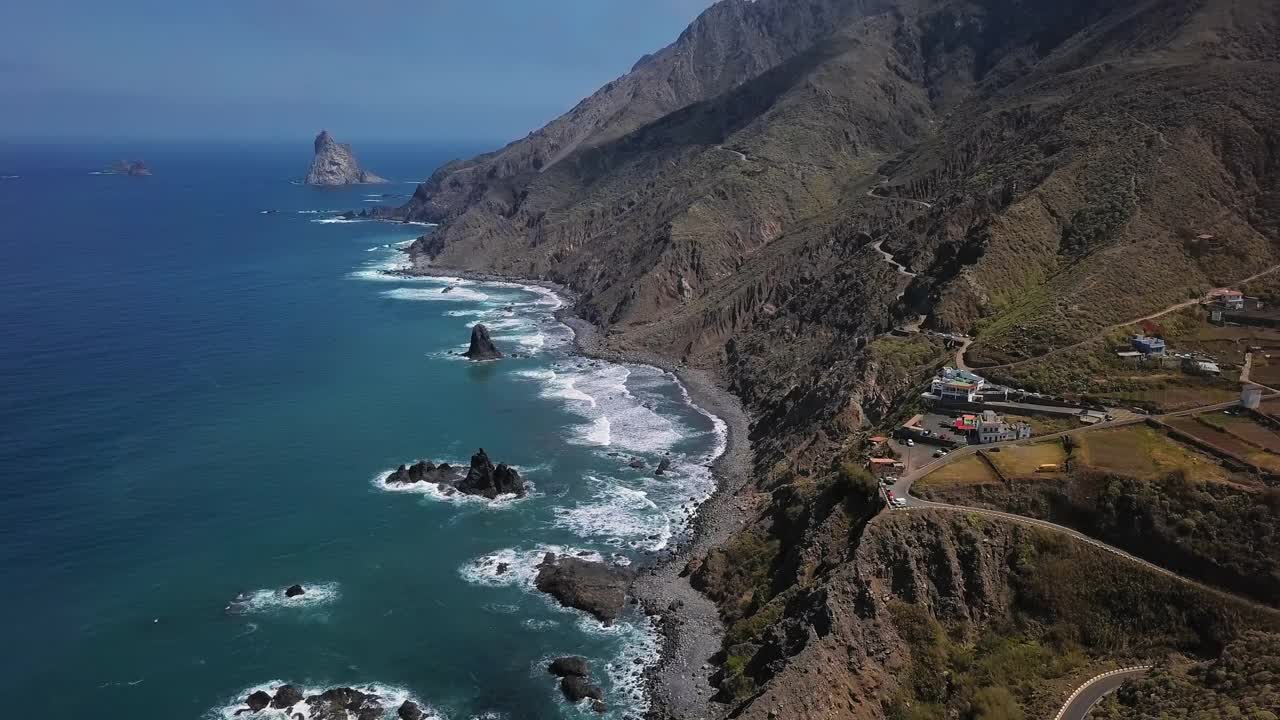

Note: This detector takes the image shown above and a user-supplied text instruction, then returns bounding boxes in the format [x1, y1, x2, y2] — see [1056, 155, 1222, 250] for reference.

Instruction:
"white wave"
[531, 363, 685, 452]
[444, 309, 492, 318]
[296, 209, 341, 215]
[212, 681, 439, 720]
[362, 199, 386, 202]
[1, 175, 20, 179]
[583, 615, 659, 717]
[677, 376, 731, 462]
[553, 479, 671, 551]
[228, 581, 340, 614]
[370, 469, 529, 507]
[382, 286, 491, 303]
[311, 216, 364, 224]
[459, 546, 605, 591]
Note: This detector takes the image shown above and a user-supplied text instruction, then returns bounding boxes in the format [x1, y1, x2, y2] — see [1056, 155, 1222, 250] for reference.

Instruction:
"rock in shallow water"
[285, 584, 305, 597]
[548, 656, 590, 678]
[560, 675, 605, 703]
[245, 690, 272, 712]
[535, 553, 633, 625]
[462, 323, 503, 361]
[272, 685, 304, 709]
[397, 700, 423, 720]
[456, 448, 524, 499]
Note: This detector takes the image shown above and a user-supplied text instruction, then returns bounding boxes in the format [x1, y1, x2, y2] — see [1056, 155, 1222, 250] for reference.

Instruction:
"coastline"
[396, 254, 752, 720]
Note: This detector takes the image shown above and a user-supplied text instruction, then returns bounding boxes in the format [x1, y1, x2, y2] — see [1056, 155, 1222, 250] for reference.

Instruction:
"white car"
[893, 498, 908, 508]
[906, 439, 915, 447]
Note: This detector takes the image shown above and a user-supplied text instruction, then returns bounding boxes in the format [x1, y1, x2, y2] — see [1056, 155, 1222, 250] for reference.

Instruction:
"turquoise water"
[0, 143, 722, 719]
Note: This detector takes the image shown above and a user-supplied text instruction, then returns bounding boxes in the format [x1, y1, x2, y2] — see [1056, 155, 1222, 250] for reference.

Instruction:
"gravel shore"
[562, 317, 753, 720]
[398, 257, 753, 719]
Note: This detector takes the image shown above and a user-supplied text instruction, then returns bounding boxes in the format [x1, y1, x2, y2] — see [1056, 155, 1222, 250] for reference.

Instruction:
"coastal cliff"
[305, 131, 387, 186]
[381, 0, 1280, 716]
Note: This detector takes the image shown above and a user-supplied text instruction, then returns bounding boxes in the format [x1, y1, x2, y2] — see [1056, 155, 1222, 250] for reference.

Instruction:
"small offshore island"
[305, 130, 387, 186]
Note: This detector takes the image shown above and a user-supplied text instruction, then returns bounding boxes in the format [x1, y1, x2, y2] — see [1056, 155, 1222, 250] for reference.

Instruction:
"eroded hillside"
[392, 0, 1280, 471]
[382, 0, 1280, 716]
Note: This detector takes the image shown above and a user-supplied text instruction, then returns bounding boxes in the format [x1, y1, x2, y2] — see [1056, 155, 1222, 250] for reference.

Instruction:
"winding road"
[881, 394, 1280, 716]
[1052, 667, 1152, 720]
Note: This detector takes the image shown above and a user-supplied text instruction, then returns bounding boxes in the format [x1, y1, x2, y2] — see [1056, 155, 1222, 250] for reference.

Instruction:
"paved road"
[884, 396, 1280, 618]
[1054, 667, 1151, 720]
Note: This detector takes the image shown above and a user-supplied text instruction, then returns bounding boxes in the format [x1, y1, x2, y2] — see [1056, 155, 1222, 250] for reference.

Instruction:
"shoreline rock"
[534, 553, 634, 625]
[284, 584, 305, 598]
[462, 323, 503, 360]
[305, 130, 387, 186]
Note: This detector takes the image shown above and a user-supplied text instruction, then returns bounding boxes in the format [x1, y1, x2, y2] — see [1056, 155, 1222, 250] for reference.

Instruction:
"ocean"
[0, 142, 724, 719]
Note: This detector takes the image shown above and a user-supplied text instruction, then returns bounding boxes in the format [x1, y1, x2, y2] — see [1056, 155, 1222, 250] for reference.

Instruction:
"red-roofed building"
[1208, 287, 1245, 310]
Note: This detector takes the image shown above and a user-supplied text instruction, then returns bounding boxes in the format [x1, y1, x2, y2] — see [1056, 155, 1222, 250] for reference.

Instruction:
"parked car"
[906, 439, 915, 447]
[893, 498, 908, 508]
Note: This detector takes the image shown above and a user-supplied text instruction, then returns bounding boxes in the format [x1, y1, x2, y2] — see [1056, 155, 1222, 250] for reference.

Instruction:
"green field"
[1077, 424, 1231, 483]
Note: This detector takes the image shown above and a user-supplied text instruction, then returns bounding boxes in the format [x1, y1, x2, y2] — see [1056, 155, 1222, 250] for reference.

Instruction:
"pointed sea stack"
[456, 448, 525, 498]
[304, 130, 387, 185]
[463, 324, 503, 360]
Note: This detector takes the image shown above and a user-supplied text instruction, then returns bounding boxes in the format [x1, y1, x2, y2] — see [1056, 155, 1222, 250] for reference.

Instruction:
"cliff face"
[396, 0, 1280, 468]
[305, 131, 387, 186]
[697, 508, 1275, 719]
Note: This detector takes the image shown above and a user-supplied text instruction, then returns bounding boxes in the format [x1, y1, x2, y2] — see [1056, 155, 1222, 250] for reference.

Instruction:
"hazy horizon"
[1, 0, 714, 145]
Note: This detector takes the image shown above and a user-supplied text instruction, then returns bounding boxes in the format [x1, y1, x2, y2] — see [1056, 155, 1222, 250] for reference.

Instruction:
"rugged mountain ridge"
[393, 0, 1279, 470]
[382, 1, 1280, 716]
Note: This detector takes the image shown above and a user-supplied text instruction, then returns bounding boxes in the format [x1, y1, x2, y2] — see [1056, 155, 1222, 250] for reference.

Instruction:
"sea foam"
[233, 581, 341, 613]
[212, 681, 439, 720]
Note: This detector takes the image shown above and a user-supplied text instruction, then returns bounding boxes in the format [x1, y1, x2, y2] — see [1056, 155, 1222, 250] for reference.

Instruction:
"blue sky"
[1, 1, 713, 143]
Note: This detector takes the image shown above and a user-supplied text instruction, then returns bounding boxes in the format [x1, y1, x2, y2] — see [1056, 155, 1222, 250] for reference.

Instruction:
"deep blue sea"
[0, 142, 723, 719]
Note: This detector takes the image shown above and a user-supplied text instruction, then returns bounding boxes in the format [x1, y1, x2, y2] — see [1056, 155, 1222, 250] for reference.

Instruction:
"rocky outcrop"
[455, 448, 524, 499]
[235, 685, 408, 719]
[284, 584, 305, 597]
[305, 131, 387, 186]
[548, 656, 590, 678]
[384, 460, 458, 487]
[397, 700, 423, 720]
[655, 457, 672, 476]
[462, 324, 502, 360]
[534, 553, 633, 625]
[271, 686, 303, 709]
[245, 691, 272, 712]
[384, 450, 524, 499]
[548, 656, 607, 713]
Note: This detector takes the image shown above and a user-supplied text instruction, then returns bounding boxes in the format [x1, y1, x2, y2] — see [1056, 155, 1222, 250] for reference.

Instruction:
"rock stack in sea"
[462, 323, 503, 360]
[455, 448, 524, 499]
[547, 656, 607, 713]
[304, 130, 387, 186]
[384, 449, 525, 500]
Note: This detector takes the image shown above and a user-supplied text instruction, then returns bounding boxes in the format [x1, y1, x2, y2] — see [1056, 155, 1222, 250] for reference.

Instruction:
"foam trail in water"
[231, 581, 341, 613]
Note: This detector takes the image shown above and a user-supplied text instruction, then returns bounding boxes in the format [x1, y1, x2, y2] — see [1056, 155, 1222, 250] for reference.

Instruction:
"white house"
[973, 410, 1032, 444]
[929, 367, 987, 404]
